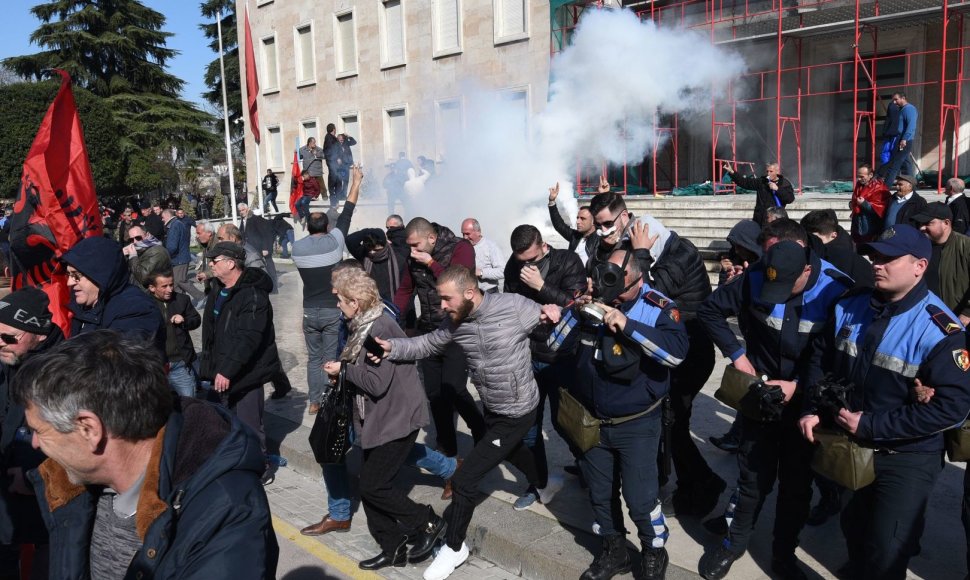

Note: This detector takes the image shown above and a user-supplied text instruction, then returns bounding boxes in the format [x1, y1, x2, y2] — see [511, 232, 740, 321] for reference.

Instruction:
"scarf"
[338, 305, 386, 421]
[134, 236, 162, 251]
[364, 246, 401, 296]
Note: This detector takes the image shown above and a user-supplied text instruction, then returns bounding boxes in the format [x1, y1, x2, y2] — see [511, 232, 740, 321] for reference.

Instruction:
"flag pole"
[217, 8, 238, 224]
[255, 138, 264, 212]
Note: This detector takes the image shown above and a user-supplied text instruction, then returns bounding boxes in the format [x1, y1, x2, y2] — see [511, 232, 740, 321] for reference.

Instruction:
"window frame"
[493, 0, 530, 46]
[333, 8, 359, 79]
[293, 21, 317, 87]
[434, 97, 464, 163]
[383, 104, 410, 164]
[265, 124, 285, 171]
[378, 0, 407, 70]
[260, 32, 281, 95]
[432, 0, 463, 59]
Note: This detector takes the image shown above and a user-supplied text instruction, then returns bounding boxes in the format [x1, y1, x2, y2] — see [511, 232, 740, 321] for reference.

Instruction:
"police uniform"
[698, 243, 852, 577]
[808, 226, 970, 579]
[548, 282, 688, 579]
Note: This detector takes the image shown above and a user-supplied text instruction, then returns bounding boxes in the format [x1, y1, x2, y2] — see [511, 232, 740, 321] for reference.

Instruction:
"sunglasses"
[595, 211, 625, 230]
[132, 236, 144, 242]
[0, 331, 25, 345]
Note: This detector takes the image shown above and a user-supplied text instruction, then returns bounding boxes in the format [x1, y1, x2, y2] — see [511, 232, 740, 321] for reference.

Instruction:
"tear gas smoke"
[398, 8, 745, 252]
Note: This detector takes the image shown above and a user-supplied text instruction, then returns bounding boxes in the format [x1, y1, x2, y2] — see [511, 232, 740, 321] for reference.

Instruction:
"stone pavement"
[239, 200, 967, 579]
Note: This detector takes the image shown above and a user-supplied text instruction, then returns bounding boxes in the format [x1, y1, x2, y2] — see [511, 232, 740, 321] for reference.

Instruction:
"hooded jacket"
[640, 229, 711, 320]
[346, 227, 409, 301]
[806, 226, 874, 290]
[30, 397, 279, 579]
[199, 268, 281, 402]
[62, 237, 165, 353]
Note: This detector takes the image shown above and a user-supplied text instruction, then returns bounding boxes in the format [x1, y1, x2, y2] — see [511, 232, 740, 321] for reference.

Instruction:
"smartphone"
[363, 335, 384, 357]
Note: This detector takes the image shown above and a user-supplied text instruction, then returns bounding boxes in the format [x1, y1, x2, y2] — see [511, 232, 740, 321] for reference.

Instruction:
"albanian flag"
[289, 148, 303, 215]
[244, 6, 261, 144]
[11, 70, 103, 337]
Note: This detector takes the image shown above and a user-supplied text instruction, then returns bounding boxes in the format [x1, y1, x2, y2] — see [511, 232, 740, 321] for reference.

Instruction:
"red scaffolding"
[551, 0, 970, 195]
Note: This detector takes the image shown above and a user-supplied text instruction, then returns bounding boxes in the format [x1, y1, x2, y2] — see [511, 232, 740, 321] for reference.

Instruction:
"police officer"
[799, 224, 970, 580]
[548, 248, 688, 580]
[697, 228, 853, 580]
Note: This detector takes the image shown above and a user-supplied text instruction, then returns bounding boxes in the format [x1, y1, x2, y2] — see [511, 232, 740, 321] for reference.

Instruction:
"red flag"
[244, 7, 261, 144]
[11, 70, 103, 337]
[289, 150, 303, 215]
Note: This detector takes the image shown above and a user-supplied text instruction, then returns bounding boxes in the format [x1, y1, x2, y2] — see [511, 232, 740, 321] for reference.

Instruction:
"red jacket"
[851, 178, 890, 218]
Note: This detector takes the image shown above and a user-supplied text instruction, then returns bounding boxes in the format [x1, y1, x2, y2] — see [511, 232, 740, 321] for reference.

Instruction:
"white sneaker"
[537, 473, 564, 505]
[423, 542, 469, 580]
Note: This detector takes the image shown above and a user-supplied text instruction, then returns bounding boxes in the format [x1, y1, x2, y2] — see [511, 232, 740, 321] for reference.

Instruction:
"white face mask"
[596, 225, 617, 238]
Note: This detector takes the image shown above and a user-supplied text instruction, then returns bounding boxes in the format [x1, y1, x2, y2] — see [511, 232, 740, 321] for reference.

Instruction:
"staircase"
[592, 192, 941, 286]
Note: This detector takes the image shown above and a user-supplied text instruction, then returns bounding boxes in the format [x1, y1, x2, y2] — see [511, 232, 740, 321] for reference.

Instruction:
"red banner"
[11, 70, 103, 337]
[244, 7, 261, 144]
[289, 150, 303, 215]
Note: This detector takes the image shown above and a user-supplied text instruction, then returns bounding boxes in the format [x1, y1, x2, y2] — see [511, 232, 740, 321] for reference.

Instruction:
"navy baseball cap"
[861, 224, 932, 261]
[759, 241, 809, 304]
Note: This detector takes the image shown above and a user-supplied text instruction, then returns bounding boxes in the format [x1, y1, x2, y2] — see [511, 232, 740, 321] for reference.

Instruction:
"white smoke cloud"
[399, 7, 745, 252]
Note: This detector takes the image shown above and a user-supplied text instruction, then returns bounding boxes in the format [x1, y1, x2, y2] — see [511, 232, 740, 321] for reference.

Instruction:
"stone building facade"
[238, 0, 552, 202]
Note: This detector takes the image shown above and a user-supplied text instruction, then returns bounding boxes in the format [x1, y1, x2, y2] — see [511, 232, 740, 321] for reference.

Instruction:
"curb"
[264, 410, 700, 579]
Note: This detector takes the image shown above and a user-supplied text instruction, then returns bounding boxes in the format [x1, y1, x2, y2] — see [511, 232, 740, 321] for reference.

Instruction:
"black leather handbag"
[308, 366, 352, 465]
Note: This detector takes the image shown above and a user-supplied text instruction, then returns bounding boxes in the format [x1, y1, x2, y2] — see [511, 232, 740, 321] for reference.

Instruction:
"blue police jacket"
[814, 280, 970, 452]
[549, 282, 689, 419]
[698, 252, 852, 382]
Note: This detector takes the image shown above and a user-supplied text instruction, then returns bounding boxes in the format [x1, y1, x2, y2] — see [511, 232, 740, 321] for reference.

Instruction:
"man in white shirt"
[461, 218, 505, 293]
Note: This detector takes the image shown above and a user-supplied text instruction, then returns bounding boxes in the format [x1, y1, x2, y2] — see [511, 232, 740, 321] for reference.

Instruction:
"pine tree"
[200, 0, 242, 141]
[4, 0, 218, 159]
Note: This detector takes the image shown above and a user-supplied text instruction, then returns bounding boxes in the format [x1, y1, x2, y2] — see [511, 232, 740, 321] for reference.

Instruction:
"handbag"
[556, 388, 663, 454]
[308, 366, 353, 465]
[945, 420, 970, 462]
[810, 427, 875, 491]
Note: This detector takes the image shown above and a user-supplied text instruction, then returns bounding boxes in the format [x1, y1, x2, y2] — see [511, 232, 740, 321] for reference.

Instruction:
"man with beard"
[503, 225, 586, 509]
[0, 288, 62, 580]
[393, 219, 486, 488]
[374, 265, 562, 580]
[850, 163, 890, 244]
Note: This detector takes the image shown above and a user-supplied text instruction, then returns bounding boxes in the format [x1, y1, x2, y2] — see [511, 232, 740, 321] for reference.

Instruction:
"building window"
[384, 107, 408, 163]
[339, 113, 361, 162]
[295, 23, 316, 86]
[261, 35, 280, 93]
[379, 0, 406, 69]
[433, 0, 462, 57]
[493, 0, 528, 45]
[435, 99, 462, 161]
[501, 88, 529, 141]
[300, 119, 318, 145]
[334, 10, 358, 78]
[266, 126, 284, 169]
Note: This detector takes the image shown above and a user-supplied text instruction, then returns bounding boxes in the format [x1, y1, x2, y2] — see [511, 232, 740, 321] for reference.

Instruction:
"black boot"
[698, 544, 742, 580]
[580, 534, 631, 580]
[359, 537, 408, 570]
[641, 546, 669, 580]
[407, 506, 447, 563]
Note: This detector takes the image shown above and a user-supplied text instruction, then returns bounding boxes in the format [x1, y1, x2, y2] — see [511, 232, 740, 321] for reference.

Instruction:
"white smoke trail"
[399, 7, 745, 252]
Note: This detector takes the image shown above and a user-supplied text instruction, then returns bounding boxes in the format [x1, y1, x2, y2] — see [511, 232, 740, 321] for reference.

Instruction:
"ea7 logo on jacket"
[954, 349, 970, 372]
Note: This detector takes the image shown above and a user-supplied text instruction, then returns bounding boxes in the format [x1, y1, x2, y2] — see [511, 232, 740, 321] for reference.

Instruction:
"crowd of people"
[0, 150, 969, 580]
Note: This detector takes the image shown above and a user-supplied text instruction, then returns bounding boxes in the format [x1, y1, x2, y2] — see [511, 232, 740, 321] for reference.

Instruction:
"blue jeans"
[303, 307, 342, 403]
[296, 196, 312, 221]
[278, 230, 294, 258]
[168, 360, 197, 398]
[322, 433, 456, 522]
[580, 410, 667, 549]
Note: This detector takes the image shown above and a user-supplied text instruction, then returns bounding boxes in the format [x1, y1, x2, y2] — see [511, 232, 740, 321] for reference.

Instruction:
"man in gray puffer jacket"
[375, 265, 561, 580]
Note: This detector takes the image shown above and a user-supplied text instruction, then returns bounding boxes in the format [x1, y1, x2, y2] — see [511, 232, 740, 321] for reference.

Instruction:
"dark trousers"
[172, 263, 203, 302]
[843, 451, 942, 580]
[360, 430, 428, 554]
[581, 410, 666, 548]
[444, 408, 538, 550]
[419, 342, 486, 457]
[668, 321, 717, 491]
[877, 138, 913, 186]
[726, 413, 814, 556]
[963, 468, 970, 574]
[229, 387, 266, 455]
[327, 164, 340, 199]
[523, 359, 579, 488]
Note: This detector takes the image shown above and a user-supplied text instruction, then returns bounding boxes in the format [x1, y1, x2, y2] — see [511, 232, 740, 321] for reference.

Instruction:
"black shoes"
[270, 383, 291, 400]
[698, 544, 742, 580]
[359, 538, 408, 570]
[407, 506, 447, 563]
[580, 534, 631, 580]
[771, 555, 808, 580]
[806, 496, 842, 526]
[641, 546, 669, 580]
[709, 433, 741, 453]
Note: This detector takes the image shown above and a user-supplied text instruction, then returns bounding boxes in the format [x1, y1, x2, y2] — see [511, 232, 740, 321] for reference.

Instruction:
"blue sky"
[0, 0, 213, 106]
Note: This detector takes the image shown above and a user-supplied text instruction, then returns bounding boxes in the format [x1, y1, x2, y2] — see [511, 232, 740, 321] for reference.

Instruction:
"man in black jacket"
[547, 181, 598, 265]
[346, 227, 409, 302]
[801, 210, 873, 290]
[147, 270, 202, 398]
[199, 242, 282, 483]
[238, 203, 277, 293]
[722, 162, 796, 226]
[0, 287, 62, 580]
[504, 225, 587, 509]
[883, 174, 927, 230]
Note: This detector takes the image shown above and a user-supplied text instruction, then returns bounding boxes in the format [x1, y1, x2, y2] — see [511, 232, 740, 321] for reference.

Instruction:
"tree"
[0, 81, 125, 199]
[200, 0, 243, 141]
[4, 0, 218, 163]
